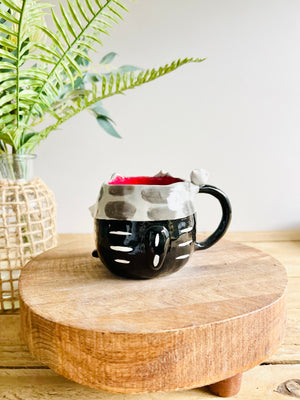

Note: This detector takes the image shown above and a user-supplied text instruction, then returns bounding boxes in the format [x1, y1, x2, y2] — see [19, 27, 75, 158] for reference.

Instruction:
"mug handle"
[195, 185, 232, 250]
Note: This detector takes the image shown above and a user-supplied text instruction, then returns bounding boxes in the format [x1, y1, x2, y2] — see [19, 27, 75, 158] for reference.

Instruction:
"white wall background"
[35, 0, 300, 233]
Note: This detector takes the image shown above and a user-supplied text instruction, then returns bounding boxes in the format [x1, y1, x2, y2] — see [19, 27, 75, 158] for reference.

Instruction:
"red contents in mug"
[109, 176, 183, 186]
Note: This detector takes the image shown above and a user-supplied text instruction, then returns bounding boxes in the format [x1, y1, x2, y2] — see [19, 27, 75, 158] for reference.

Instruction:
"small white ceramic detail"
[190, 168, 209, 186]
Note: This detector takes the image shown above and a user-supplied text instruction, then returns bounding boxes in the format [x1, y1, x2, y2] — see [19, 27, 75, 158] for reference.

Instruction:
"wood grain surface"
[19, 237, 287, 394]
[0, 233, 299, 399]
[2, 364, 300, 400]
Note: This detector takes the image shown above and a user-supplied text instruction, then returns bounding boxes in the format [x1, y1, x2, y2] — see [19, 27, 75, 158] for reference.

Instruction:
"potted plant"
[0, 0, 204, 310]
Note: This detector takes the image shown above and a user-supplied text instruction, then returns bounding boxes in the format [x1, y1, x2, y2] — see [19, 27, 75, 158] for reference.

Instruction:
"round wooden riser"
[19, 239, 287, 396]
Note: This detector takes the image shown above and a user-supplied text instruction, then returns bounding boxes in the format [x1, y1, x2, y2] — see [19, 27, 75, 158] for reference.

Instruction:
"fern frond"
[86, 0, 96, 16]
[67, 0, 83, 30]
[0, 36, 17, 50]
[51, 8, 70, 46]
[0, 0, 22, 14]
[0, 24, 17, 37]
[21, 57, 204, 153]
[0, 8, 19, 24]
[24, 0, 129, 128]
[59, 3, 77, 38]
[0, 61, 16, 70]
[0, 0, 204, 153]
[75, 0, 89, 23]
[0, 72, 16, 84]
[37, 25, 65, 51]
[0, 0, 56, 150]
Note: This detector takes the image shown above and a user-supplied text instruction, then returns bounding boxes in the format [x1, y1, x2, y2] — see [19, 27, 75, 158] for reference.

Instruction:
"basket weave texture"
[0, 177, 57, 311]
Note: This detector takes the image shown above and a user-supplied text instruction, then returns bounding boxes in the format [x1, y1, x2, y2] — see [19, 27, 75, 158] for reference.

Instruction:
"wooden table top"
[0, 232, 299, 399]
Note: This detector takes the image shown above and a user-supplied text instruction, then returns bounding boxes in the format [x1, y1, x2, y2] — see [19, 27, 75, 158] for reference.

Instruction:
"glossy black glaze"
[93, 185, 232, 279]
[94, 215, 196, 279]
[195, 185, 232, 250]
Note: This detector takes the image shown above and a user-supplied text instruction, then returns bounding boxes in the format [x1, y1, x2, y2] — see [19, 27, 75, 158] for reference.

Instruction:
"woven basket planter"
[0, 177, 57, 311]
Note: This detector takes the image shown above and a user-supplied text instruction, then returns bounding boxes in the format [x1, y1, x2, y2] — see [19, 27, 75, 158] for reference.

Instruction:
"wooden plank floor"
[0, 232, 299, 399]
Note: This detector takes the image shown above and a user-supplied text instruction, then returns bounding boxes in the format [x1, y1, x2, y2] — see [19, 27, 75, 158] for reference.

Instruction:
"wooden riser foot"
[208, 373, 243, 397]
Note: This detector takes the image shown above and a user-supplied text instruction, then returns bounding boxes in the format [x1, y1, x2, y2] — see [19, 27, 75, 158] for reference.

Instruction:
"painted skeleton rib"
[155, 233, 160, 247]
[176, 254, 190, 260]
[178, 240, 193, 247]
[180, 226, 193, 233]
[110, 246, 133, 252]
[114, 259, 130, 264]
[153, 255, 160, 267]
[109, 231, 132, 236]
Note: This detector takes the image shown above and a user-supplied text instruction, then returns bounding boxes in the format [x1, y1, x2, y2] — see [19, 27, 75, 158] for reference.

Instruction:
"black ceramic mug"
[91, 172, 231, 279]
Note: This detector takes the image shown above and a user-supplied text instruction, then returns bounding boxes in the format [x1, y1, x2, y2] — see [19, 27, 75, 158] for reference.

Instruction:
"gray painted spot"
[148, 206, 177, 220]
[141, 188, 171, 204]
[108, 186, 134, 196]
[105, 201, 136, 220]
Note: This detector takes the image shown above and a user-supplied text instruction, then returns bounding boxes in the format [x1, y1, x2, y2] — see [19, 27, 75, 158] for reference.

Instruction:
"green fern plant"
[0, 0, 205, 154]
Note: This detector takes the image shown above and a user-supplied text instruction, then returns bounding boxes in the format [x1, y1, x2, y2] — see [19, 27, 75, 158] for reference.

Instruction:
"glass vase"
[0, 154, 36, 181]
